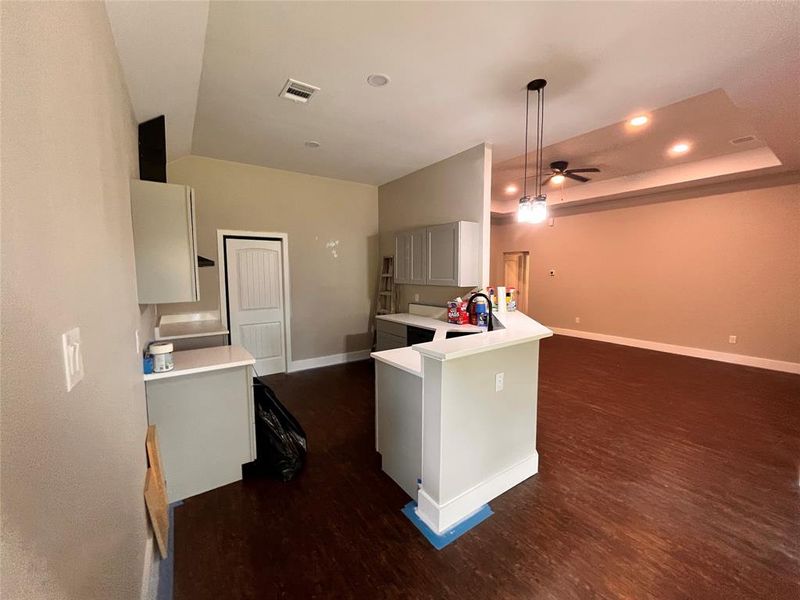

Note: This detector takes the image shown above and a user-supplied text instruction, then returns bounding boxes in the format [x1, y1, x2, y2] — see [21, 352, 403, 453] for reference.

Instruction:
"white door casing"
[225, 237, 287, 375]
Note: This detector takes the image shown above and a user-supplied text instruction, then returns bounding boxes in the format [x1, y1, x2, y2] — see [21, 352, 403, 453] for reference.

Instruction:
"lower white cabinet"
[394, 221, 479, 287]
[375, 361, 422, 498]
[145, 365, 254, 503]
[376, 319, 407, 351]
[377, 330, 406, 351]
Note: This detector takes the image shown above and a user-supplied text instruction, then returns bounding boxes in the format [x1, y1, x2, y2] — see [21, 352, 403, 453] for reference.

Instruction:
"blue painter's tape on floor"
[401, 501, 493, 550]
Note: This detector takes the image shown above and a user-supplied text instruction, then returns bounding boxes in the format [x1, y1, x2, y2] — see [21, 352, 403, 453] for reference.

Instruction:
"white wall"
[378, 144, 492, 310]
[1, 3, 151, 598]
[491, 180, 800, 364]
[162, 156, 379, 361]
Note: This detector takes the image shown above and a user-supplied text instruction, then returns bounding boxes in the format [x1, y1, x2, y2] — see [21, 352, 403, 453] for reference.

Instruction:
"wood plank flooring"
[173, 336, 800, 599]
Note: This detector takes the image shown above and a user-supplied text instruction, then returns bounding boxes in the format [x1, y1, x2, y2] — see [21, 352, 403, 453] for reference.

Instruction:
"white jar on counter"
[149, 342, 174, 373]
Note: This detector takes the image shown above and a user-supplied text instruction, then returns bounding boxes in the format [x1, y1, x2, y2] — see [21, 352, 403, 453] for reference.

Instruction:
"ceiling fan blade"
[566, 168, 600, 173]
[541, 174, 555, 185]
[565, 173, 590, 183]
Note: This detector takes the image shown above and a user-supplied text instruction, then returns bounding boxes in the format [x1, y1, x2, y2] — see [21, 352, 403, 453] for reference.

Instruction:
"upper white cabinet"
[394, 227, 427, 285]
[394, 221, 480, 287]
[130, 179, 200, 304]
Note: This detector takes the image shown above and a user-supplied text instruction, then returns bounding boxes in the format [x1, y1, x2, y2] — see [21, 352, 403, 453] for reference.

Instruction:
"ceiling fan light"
[551, 174, 565, 185]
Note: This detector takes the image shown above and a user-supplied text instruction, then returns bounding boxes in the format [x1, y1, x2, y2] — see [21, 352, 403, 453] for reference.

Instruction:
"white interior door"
[226, 238, 286, 375]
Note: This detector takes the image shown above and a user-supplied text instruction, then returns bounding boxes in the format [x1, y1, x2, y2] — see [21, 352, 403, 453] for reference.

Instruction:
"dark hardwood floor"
[173, 336, 800, 599]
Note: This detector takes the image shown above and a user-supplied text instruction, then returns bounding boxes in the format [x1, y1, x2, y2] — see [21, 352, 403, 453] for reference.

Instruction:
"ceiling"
[106, 1, 800, 187]
[491, 89, 783, 212]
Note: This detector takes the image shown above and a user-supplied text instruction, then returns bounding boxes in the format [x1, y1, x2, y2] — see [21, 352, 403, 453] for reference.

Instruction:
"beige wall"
[163, 156, 379, 360]
[378, 143, 492, 310]
[1, 3, 152, 598]
[491, 181, 800, 363]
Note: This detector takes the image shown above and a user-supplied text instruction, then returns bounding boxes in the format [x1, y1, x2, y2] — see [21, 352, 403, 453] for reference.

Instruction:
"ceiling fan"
[541, 160, 600, 185]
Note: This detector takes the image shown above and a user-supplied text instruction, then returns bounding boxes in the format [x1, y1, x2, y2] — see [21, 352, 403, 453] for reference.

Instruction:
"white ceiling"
[106, 0, 209, 160]
[107, 1, 800, 186]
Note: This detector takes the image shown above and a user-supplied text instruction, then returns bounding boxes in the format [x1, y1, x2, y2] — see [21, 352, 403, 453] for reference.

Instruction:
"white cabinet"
[393, 221, 479, 287]
[130, 179, 199, 304]
[394, 228, 426, 285]
[145, 365, 254, 503]
[394, 231, 410, 283]
[376, 319, 408, 351]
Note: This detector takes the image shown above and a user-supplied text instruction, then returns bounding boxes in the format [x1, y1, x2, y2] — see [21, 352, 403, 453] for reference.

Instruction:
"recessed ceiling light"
[367, 73, 391, 87]
[628, 115, 649, 127]
[505, 184, 518, 194]
[669, 142, 691, 155]
[304, 140, 321, 149]
[550, 174, 565, 185]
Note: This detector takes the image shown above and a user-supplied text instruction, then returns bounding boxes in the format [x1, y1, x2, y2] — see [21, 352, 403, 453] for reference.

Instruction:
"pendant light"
[517, 79, 548, 224]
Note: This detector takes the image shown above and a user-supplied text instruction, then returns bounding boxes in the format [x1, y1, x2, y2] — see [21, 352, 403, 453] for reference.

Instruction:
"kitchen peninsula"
[371, 308, 552, 535]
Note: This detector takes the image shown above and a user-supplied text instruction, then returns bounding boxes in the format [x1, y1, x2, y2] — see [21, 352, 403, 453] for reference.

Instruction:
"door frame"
[502, 251, 530, 314]
[217, 229, 293, 374]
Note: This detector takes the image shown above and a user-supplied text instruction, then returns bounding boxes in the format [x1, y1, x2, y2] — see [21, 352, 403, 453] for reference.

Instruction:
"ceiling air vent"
[730, 135, 757, 145]
[279, 78, 320, 103]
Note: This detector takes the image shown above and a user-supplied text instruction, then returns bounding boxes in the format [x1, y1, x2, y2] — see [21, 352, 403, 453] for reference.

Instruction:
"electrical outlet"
[549, 269, 556, 277]
[135, 329, 140, 355]
[495, 372, 504, 392]
[413, 293, 419, 302]
[61, 327, 84, 391]
[575, 317, 581, 324]
[728, 335, 737, 344]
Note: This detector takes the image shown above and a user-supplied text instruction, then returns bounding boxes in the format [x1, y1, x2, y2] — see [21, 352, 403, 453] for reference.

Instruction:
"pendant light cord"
[522, 80, 546, 200]
[536, 85, 545, 198]
[523, 86, 529, 199]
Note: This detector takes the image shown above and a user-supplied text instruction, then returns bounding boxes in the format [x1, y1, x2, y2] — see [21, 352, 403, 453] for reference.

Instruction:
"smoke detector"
[279, 78, 320, 103]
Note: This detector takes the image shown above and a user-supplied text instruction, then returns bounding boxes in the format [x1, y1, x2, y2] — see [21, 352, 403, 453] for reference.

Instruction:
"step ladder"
[373, 256, 397, 350]
[376, 256, 396, 316]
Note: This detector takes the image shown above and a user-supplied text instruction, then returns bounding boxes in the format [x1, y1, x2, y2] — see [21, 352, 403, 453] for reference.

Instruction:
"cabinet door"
[426, 222, 459, 286]
[130, 179, 199, 304]
[394, 232, 411, 284]
[409, 228, 427, 285]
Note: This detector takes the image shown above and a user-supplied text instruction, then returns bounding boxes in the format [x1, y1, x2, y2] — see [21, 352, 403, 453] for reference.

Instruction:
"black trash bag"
[250, 376, 307, 481]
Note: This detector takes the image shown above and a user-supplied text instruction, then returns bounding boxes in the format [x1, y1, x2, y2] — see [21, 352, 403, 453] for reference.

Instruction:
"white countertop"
[376, 312, 484, 336]
[372, 346, 424, 377]
[371, 310, 552, 375]
[155, 319, 229, 341]
[144, 345, 254, 381]
[155, 312, 229, 341]
[415, 310, 552, 360]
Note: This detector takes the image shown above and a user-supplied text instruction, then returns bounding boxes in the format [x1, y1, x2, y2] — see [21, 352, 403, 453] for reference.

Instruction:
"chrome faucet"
[467, 292, 494, 332]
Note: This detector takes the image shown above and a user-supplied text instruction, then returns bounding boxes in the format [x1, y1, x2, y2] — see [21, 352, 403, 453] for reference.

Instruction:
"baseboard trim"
[549, 327, 800, 374]
[139, 532, 159, 600]
[417, 452, 539, 534]
[288, 349, 371, 373]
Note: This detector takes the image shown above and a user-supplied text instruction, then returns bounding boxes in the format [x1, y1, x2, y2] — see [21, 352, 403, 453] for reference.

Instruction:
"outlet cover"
[575, 317, 581, 324]
[62, 327, 84, 391]
[495, 372, 504, 392]
[728, 335, 737, 344]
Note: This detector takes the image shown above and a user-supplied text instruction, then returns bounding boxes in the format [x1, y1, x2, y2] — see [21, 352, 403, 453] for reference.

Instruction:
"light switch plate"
[62, 327, 84, 391]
